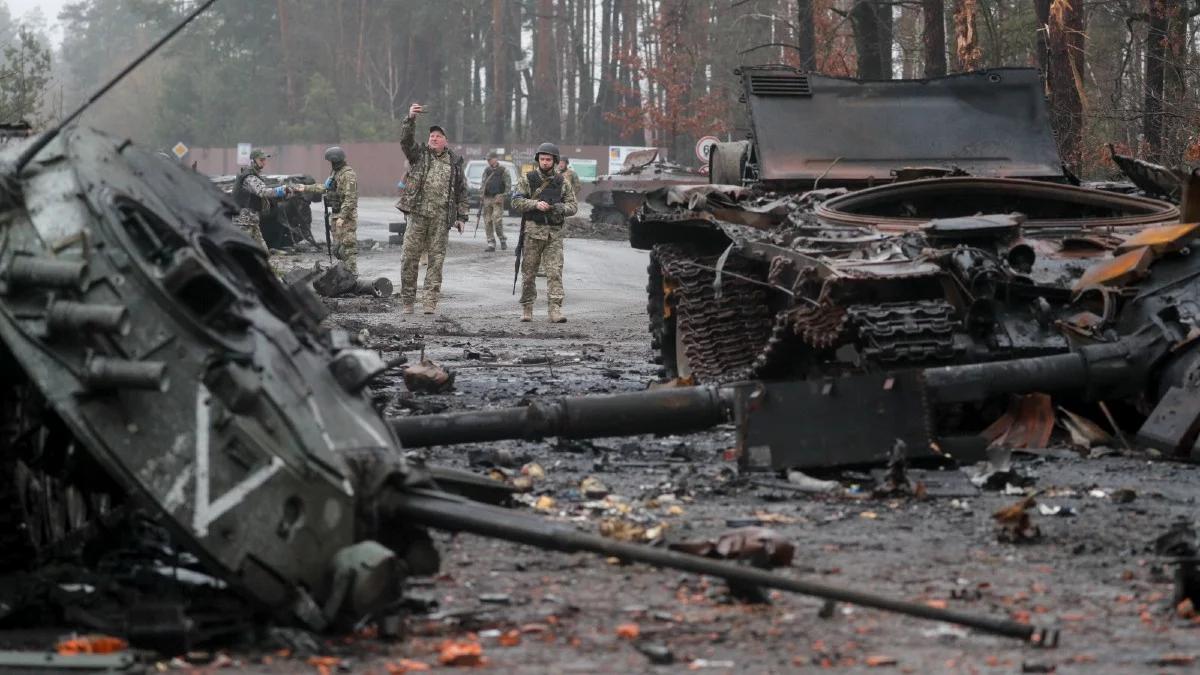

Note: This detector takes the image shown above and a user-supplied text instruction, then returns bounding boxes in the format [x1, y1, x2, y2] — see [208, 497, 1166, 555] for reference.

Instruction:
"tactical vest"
[325, 166, 343, 212]
[525, 170, 564, 224]
[483, 165, 506, 196]
[232, 168, 265, 212]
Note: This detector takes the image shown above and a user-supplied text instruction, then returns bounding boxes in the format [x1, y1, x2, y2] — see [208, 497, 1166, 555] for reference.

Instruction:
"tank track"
[0, 376, 118, 572]
[653, 244, 773, 383]
[848, 300, 962, 365]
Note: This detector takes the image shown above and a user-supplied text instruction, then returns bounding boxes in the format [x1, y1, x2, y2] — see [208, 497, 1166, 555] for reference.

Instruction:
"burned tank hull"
[585, 150, 707, 227]
[0, 127, 428, 630]
[635, 65, 1183, 387]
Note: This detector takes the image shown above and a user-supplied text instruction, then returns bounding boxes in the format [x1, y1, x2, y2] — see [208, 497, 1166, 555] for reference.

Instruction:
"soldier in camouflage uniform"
[295, 146, 359, 275]
[557, 157, 582, 197]
[395, 103, 468, 314]
[232, 148, 289, 254]
[513, 142, 576, 323]
[481, 151, 511, 252]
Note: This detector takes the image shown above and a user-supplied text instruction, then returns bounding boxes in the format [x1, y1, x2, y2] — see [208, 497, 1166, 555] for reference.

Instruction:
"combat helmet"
[324, 146, 346, 164]
[535, 142, 560, 161]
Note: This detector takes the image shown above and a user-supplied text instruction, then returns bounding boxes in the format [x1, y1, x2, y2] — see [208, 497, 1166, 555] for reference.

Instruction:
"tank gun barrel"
[385, 487, 1057, 646]
[389, 386, 731, 447]
[924, 336, 1163, 404]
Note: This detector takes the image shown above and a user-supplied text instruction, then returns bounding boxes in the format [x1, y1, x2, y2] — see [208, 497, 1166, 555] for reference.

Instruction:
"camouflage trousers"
[519, 227, 564, 306]
[233, 208, 269, 252]
[333, 217, 358, 276]
[482, 195, 506, 246]
[400, 212, 450, 304]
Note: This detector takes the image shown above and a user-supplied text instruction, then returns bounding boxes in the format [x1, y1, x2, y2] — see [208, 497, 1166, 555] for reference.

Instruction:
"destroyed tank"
[585, 148, 707, 227]
[633, 67, 1182, 387]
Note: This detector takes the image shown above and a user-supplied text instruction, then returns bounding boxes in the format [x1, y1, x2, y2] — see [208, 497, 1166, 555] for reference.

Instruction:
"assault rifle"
[321, 194, 335, 263]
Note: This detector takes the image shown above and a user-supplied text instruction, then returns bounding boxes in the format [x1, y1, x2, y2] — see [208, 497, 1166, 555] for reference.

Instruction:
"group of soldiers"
[231, 102, 579, 323]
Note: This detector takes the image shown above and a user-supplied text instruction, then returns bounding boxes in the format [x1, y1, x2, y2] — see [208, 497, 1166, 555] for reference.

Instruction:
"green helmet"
[250, 148, 271, 161]
[535, 142, 560, 161]
[324, 146, 346, 164]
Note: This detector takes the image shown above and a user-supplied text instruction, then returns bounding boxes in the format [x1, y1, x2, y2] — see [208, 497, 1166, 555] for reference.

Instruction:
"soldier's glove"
[453, 221, 464, 234]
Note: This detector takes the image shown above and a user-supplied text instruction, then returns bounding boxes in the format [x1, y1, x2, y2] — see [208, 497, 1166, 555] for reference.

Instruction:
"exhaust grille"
[748, 73, 811, 96]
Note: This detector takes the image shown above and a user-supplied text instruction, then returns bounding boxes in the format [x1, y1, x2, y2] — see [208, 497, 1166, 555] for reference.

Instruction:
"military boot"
[548, 301, 566, 323]
[520, 304, 533, 322]
[402, 303, 415, 315]
[486, 244, 495, 252]
[423, 293, 438, 314]
[500, 239, 507, 250]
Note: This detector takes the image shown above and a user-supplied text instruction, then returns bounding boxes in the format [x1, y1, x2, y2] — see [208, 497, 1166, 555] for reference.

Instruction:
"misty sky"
[6, 0, 69, 43]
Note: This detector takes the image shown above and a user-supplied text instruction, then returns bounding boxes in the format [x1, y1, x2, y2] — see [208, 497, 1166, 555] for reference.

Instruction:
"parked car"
[464, 159, 520, 216]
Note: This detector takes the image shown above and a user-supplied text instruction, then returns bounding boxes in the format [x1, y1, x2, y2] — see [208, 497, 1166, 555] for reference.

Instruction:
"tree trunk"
[619, 0, 640, 142]
[797, 0, 816, 70]
[531, 0, 559, 136]
[952, 0, 981, 71]
[850, 1, 887, 79]
[1163, 0, 1186, 160]
[1033, 0, 1048, 76]
[276, 0, 295, 112]
[922, 0, 947, 77]
[1144, 0, 1166, 161]
[1047, 0, 1086, 171]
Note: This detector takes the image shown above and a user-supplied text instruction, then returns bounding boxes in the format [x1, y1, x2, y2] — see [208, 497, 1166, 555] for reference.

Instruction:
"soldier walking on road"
[514, 143, 576, 323]
[396, 103, 468, 314]
[481, 151, 511, 252]
[232, 148, 290, 255]
[296, 146, 359, 275]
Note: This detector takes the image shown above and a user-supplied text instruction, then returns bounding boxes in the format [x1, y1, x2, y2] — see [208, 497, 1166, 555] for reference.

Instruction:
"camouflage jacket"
[301, 164, 358, 221]
[395, 116, 469, 225]
[559, 167, 581, 196]
[512, 168, 577, 238]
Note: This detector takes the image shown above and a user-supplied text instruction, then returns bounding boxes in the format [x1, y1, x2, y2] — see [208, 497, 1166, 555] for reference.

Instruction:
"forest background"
[0, 0, 1193, 177]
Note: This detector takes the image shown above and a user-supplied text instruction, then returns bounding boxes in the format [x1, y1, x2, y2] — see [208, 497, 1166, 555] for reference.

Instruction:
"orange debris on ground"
[438, 640, 485, 667]
[307, 655, 341, 675]
[385, 659, 432, 673]
[56, 635, 128, 655]
[498, 630, 522, 647]
[616, 623, 640, 639]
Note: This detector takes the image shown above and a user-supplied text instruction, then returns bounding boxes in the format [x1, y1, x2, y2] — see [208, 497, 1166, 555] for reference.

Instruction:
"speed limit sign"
[695, 136, 719, 162]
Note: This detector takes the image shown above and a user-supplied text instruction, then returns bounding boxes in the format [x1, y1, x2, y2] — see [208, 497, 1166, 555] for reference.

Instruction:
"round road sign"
[696, 136, 719, 162]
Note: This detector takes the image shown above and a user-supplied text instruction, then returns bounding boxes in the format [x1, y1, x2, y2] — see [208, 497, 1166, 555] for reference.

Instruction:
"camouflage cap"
[250, 148, 271, 160]
[428, 124, 447, 136]
[487, 151, 499, 159]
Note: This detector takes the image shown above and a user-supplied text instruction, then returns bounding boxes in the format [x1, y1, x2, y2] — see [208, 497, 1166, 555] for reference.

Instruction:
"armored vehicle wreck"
[585, 148, 707, 227]
[633, 67, 1181, 383]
